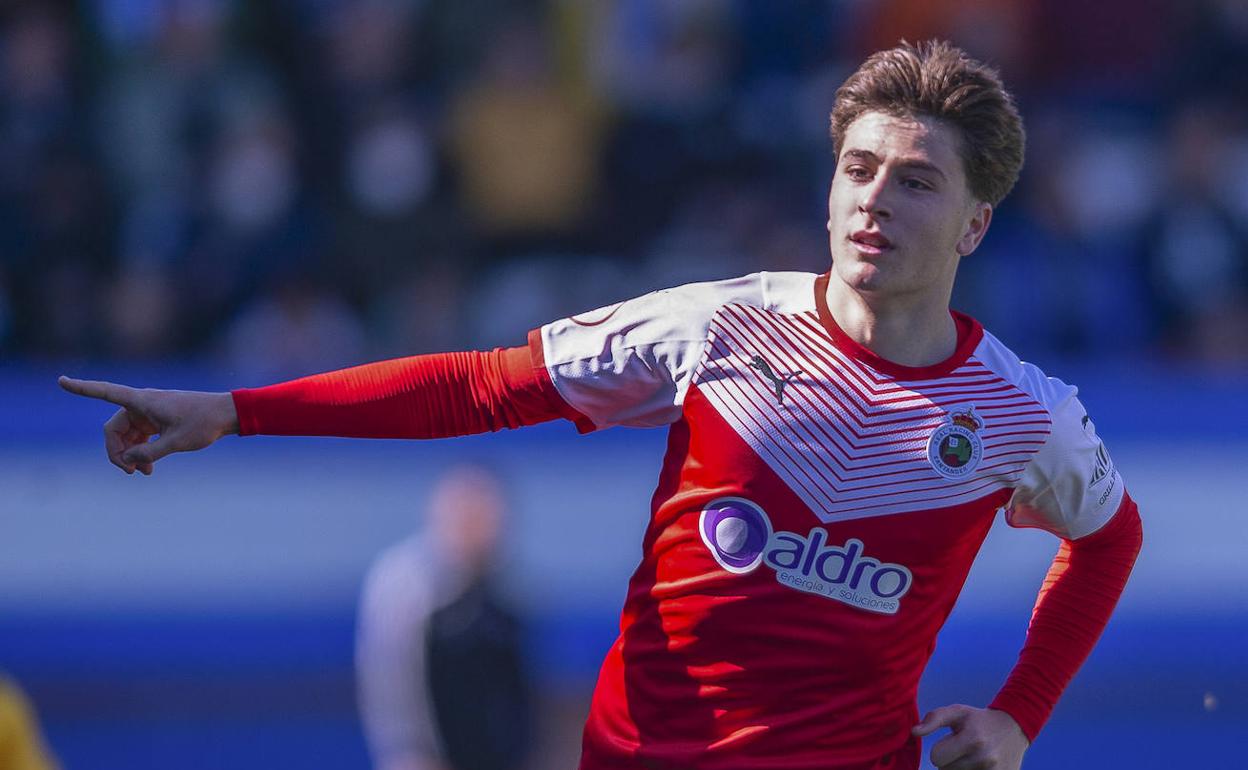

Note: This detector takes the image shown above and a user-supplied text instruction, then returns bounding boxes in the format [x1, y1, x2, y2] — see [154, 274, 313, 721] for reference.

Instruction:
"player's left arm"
[915, 386, 1143, 769]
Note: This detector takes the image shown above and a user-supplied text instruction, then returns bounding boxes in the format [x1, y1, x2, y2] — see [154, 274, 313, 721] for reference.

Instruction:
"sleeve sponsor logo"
[1089, 442, 1113, 488]
[699, 498, 913, 615]
[1096, 467, 1119, 508]
[1082, 411, 1118, 505]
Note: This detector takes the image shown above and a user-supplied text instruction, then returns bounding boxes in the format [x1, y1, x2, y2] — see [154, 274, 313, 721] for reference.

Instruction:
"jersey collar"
[812, 272, 983, 380]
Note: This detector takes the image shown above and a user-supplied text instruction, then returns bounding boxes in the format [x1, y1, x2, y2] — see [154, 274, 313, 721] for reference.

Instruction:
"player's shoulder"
[971, 326, 1078, 414]
[650, 270, 817, 314]
[543, 270, 817, 352]
[756, 270, 819, 313]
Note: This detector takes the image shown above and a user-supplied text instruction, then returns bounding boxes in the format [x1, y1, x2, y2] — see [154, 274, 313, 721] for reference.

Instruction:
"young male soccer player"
[61, 41, 1142, 770]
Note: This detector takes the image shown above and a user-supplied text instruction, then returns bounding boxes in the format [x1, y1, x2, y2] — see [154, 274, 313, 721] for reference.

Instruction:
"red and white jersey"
[533, 271, 1126, 770]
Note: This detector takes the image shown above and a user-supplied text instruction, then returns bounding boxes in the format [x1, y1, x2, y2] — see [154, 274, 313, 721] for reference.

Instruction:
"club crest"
[927, 406, 984, 479]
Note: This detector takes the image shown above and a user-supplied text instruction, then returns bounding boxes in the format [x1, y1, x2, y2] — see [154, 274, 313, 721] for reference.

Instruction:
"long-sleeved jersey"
[233, 270, 1141, 770]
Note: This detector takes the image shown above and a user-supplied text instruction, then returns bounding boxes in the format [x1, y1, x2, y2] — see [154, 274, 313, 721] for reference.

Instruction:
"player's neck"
[824, 281, 957, 368]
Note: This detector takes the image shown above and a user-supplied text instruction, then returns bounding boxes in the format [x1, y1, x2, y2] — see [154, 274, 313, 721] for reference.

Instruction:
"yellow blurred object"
[448, 17, 603, 238]
[0, 676, 58, 770]
[451, 85, 600, 234]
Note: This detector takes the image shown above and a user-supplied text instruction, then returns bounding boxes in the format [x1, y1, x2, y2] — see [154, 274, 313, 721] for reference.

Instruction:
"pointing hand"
[58, 376, 239, 475]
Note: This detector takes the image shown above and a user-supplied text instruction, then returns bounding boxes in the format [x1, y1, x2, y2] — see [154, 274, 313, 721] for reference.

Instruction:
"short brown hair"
[830, 40, 1025, 206]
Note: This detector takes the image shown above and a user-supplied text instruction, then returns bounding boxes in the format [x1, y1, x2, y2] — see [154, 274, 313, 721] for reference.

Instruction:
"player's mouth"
[849, 231, 892, 255]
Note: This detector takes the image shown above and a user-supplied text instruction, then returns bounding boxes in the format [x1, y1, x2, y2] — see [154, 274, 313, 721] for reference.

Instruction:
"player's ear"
[956, 201, 992, 257]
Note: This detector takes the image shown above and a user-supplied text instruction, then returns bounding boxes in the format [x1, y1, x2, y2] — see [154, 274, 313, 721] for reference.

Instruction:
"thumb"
[122, 434, 178, 467]
[913, 705, 968, 737]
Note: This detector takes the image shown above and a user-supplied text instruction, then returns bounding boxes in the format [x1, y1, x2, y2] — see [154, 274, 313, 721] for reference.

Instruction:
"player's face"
[826, 111, 991, 303]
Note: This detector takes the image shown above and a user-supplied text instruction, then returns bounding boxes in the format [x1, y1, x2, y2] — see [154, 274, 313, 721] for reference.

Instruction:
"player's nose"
[857, 177, 892, 220]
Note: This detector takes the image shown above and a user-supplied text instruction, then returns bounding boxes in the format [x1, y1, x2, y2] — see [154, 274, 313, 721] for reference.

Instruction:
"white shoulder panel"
[760, 270, 819, 314]
[974, 331, 1125, 540]
[540, 272, 816, 430]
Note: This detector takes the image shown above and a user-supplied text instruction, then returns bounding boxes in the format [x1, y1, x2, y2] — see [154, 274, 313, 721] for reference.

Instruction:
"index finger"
[59, 376, 140, 407]
[913, 704, 969, 737]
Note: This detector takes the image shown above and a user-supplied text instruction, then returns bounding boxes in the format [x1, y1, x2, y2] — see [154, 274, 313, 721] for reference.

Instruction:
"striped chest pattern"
[690, 303, 1052, 524]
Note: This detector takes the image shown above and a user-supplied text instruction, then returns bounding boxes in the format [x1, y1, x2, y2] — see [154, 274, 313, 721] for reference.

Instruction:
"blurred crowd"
[2, 0, 1246, 379]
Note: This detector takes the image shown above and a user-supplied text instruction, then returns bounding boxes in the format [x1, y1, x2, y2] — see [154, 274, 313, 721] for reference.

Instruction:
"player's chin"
[837, 262, 889, 292]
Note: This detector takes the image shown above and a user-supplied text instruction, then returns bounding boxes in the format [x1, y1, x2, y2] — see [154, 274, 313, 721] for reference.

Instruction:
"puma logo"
[748, 355, 801, 404]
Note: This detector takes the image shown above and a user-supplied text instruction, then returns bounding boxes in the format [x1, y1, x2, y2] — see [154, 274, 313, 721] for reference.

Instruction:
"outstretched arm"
[60, 279, 737, 473]
[914, 495, 1143, 769]
[60, 342, 583, 475]
[229, 345, 577, 438]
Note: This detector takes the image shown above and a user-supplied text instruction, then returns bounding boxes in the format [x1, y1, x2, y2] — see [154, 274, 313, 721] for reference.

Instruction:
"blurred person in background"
[448, 13, 603, 256]
[90, 0, 291, 355]
[357, 465, 533, 770]
[223, 273, 368, 382]
[60, 41, 1143, 770]
[0, 673, 59, 770]
[1144, 98, 1248, 361]
[0, 4, 113, 357]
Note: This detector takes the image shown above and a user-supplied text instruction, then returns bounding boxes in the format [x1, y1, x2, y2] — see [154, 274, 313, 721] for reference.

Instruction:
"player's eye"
[902, 177, 932, 191]
[844, 166, 872, 182]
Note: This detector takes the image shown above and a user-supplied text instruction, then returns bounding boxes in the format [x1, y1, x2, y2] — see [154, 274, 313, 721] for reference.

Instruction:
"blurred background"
[1, 0, 1245, 768]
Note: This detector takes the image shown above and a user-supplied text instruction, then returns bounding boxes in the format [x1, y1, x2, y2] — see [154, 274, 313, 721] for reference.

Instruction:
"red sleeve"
[229, 334, 587, 438]
[988, 493, 1142, 742]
